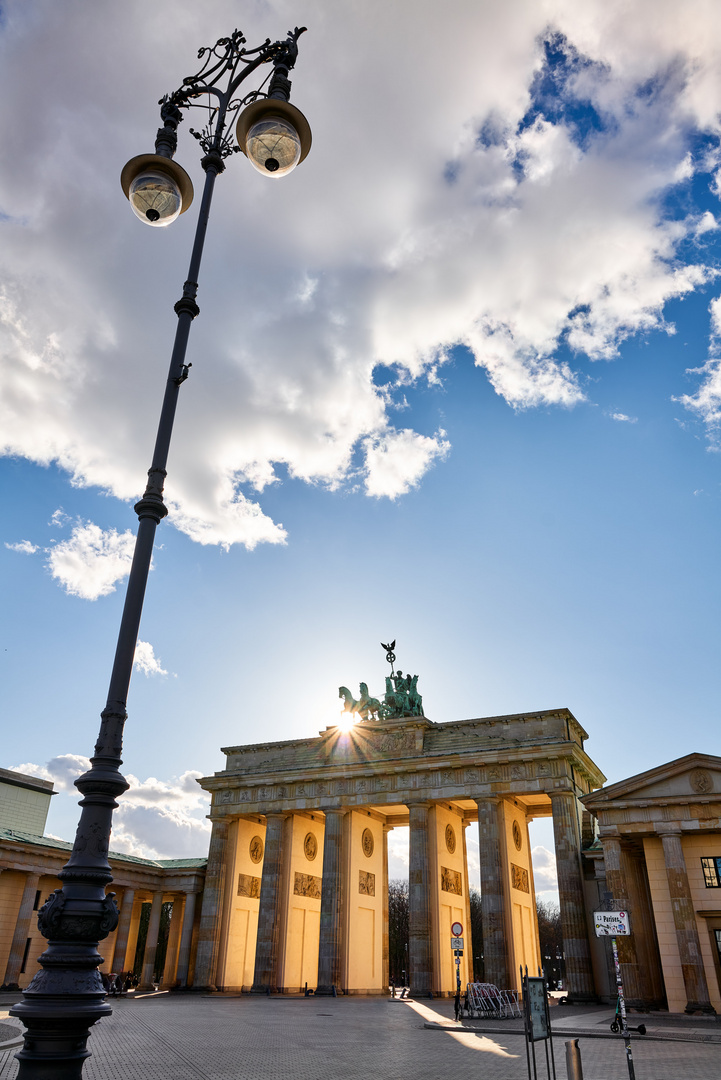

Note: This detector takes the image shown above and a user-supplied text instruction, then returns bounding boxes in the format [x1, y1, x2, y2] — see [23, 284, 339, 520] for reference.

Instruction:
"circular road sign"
[451, 921, 463, 937]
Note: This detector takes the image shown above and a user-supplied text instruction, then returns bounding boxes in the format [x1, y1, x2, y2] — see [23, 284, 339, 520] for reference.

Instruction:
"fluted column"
[660, 830, 715, 1014]
[602, 836, 643, 1008]
[175, 891, 197, 988]
[551, 792, 595, 1002]
[194, 817, 229, 990]
[382, 824, 391, 991]
[462, 822, 474, 983]
[138, 890, 164, 991]
[476, 798, 509, 989]
[161, 896, 184, 988]
[409, 802, 433, 996]
[2, 872, 40, 989]
[109, 888, 135, 974]
[317, 809, 346, 994]
[252, 813, 286, 992]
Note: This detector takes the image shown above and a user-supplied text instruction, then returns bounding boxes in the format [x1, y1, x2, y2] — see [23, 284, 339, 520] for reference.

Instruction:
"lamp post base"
[11, 986, 111, 1080]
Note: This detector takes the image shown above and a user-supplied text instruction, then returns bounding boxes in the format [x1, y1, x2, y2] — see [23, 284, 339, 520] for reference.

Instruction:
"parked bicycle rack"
[466, 982, 522, 1019]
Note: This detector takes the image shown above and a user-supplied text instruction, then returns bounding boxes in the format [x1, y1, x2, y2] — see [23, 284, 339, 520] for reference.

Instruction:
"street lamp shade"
[120, 153, 194, 226]
[236, 98, 311, 177]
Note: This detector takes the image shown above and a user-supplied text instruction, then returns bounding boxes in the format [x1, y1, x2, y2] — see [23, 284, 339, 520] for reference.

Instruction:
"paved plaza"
[1, 993, 720, 1080]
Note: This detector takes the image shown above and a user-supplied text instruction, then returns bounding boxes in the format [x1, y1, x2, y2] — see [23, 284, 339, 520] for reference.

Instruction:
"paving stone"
[0, 995, 720, 1079]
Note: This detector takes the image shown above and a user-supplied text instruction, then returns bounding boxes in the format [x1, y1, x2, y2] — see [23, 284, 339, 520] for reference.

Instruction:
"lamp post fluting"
[10, 27, 311, 1080]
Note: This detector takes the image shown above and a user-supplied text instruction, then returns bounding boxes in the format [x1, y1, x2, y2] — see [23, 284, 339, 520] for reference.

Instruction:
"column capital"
[208, 816, 230, 832]
[549, 788, 577, 801]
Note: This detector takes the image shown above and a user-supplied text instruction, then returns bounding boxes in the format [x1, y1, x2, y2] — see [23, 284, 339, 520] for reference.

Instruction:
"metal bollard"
[565, 1038, 584, 1080]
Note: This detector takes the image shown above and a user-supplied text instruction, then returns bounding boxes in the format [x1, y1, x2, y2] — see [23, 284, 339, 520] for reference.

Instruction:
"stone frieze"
[440, 867, 462, 895]
[359, 870, 375, 896]
[294, 872, 322, 899]
[237, 873, 261, 898]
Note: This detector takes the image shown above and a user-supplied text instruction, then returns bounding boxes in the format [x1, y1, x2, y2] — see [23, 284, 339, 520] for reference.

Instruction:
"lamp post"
[10, 26, 311, 1079]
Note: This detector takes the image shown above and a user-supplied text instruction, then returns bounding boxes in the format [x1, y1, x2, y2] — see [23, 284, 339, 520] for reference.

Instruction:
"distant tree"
[536, 898, 565, 988]
[132, 903, 151, 977]
[131, 900, 173, 983]
[153, 901, 173, 982]
[469, 887, 483, 982]
[388, 878, 409, 985]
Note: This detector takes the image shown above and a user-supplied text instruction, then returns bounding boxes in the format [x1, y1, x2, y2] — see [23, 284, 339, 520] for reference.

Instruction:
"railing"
[466, 982, 522, 1019]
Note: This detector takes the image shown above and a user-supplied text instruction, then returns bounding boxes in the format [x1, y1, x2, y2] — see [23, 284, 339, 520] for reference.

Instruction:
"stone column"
[382, 824, 391, 990]
[602, 836, 644, 1008]
[138, 889, 164, 991]
[462, 822, 474, 983]
[660, 830, 715, 1014]
[317, 808, 346, 995]
[408, 802, 433, 996]
[161, 896, 184, 988]
[2, 872, 40, 989]
[476, 798, 509, 989]
[175, 891, 197, 988]
[252, 813, 286, 992]
[124, 897, 143, 977]
[109, 887, 135, 973]
[194, 817, 229, 990]
[551, 792, 595, 1002]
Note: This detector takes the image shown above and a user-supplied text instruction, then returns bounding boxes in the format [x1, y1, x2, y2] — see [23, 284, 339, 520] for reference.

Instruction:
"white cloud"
[133, 640, 168, 677]
[694, 211, 718, 236]
[710, 296, 721, 338]
[11, 757, 210, 861]
[364, 429, 450, 498]
[46, 522, 136, 599]
[611, 412, 637, 423]
[11, 754, 90, 792]
[5, 539, 38, 554]
[50, 508, 70, 528]
[1, 1, 720, 545]
[531, 844, 559, 897]
[676, 358, 721, 443]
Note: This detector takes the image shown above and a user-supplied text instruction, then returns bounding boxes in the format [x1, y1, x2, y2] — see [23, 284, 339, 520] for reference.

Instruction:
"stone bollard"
[565, 1038, 584, 1080]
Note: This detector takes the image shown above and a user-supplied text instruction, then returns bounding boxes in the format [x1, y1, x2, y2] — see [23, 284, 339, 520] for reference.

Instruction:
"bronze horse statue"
[338, 682, 382, 722]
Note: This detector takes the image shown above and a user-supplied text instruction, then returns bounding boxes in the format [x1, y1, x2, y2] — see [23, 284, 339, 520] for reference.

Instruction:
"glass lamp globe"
[129, 169, 182, 226]
[245, 116, 301, 177]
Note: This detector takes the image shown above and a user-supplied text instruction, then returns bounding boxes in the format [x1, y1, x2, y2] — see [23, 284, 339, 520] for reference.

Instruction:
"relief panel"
[359, 870, 375, 896]
[440, 866, 462, 895]
[237, 874, 261, 898]
[294, 872, 322, 899]
[511, 863, 529, 893]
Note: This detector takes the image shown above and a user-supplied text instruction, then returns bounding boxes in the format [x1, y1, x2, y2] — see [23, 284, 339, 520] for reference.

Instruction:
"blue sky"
[1, 1, 720, 898]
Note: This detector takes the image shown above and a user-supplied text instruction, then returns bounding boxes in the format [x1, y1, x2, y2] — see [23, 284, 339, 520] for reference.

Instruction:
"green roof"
[0, 828, 206, 870]
[156, 858, 208, 868]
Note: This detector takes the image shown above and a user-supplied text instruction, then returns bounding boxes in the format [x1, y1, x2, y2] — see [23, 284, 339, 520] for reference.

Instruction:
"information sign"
[594, 911, 630, 936]
[450, 936, 463, 949]
[526, 977, 549, 1042]
[451, 921, 463, 936]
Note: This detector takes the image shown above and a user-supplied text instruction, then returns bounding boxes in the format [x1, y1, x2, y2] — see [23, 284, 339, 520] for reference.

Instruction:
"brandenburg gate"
[196, 667, 605, 1000]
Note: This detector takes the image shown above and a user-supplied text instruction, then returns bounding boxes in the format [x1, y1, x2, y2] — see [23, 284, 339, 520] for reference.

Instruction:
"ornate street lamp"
[10, 26, 311, 1079]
